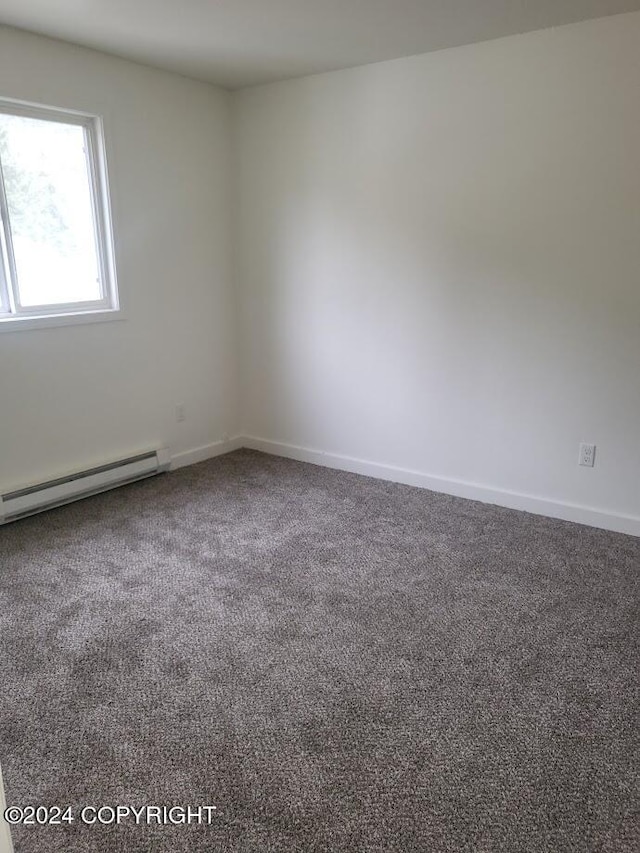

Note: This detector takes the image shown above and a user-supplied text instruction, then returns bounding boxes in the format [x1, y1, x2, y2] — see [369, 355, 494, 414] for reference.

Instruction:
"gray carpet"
[0, 449, 638, 852]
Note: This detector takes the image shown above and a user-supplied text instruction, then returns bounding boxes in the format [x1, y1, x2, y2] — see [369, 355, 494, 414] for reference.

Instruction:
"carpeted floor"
[0, 448, 638, 852]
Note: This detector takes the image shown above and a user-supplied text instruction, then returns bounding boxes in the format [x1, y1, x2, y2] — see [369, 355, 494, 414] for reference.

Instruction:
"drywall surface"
[0, 26, 238, 489]
[235, 12, 640, 525]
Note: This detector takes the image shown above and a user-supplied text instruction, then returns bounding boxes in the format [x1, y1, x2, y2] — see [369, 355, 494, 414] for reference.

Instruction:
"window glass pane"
[0, 113, 102, 307]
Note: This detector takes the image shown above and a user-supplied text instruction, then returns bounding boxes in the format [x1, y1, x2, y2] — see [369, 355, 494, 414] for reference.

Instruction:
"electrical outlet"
[175, 403, 186, 423]
[579, 443, 596, 467]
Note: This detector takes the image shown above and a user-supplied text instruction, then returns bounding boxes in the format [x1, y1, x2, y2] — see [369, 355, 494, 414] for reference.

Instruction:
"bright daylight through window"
[0, 100, 117, 328]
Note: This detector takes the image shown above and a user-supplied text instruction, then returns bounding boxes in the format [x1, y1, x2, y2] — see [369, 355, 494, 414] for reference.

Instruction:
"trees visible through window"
[0, 100, 118, 328]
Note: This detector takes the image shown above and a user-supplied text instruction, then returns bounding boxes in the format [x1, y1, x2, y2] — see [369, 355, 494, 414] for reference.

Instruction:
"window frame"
[0, 97, 119, 331]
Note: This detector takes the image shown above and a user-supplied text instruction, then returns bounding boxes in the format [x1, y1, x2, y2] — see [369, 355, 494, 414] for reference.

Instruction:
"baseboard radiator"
[0, 448, 171, 525]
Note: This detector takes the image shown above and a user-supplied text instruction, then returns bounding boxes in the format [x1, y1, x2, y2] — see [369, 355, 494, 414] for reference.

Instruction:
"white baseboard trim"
[242, 436, 640, 538]
[167, 434, 639, 537]
[170, 436, 243, 471]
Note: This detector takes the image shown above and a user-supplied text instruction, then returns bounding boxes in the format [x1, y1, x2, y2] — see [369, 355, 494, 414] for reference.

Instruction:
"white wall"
[235, 12, 640, 533]
[0, 26, 239, 489]
[1, 14, 638, 534]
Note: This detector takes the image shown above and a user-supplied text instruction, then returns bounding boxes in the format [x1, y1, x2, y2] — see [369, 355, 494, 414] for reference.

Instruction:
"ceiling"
[0, 0, 638, 89]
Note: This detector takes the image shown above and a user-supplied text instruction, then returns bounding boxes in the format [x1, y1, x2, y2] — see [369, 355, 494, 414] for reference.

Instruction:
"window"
[0, 99, 118, 329]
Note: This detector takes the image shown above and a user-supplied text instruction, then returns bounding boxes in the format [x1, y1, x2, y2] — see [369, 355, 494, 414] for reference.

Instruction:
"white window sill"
[0, 308, 124, 333]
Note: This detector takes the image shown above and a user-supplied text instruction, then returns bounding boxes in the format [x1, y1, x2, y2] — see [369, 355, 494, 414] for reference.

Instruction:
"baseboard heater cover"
[0, 448, 171, 524]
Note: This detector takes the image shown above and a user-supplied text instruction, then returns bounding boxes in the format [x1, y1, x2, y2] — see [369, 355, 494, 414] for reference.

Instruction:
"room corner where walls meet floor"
[167, 438, 640, 539]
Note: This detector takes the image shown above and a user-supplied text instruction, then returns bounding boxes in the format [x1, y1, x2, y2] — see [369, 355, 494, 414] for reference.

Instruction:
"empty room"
[0, 1, 638, 851]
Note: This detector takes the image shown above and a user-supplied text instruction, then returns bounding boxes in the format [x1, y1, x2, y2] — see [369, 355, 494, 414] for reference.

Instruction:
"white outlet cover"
[579, 443, 596, 467]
